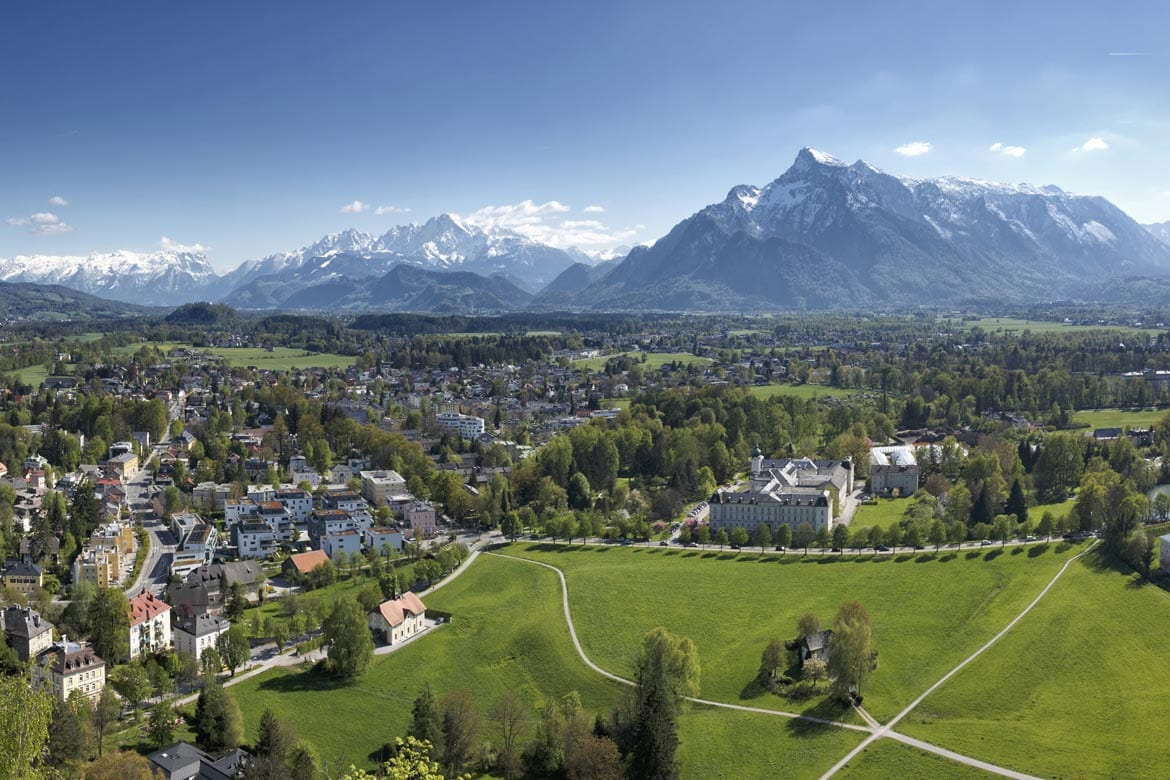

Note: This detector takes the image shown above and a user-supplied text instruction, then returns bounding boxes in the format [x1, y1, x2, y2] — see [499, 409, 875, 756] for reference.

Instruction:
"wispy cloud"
[339, 200, 369, 214]
[374, 205, 411, 215]
[1073, 136, 1109, 152]
[48, 195, 70, 207]
[159, 236, 210, 254]
[894, 141, 932, 157]
[6, 212, 74, 234]
[989, 142, 1026, 157]
[583, 205, 606, 213]
[462, 199, 637, 248]
[1107, 51, 1148, 56]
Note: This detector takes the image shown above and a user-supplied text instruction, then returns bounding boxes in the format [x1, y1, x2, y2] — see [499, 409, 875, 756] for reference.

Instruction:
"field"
[509, 541, 1081, 722]
[746, 383, 865, 401]
[898, 551, 1170, 778]
[11, 364, 49, 386]
[573, 351, 713, 372]
[834, 739, 990, 779]
[1070, 407, 1166, 431]
[961, 317, 1148, 336]
[115, 341, 355, 370]
[850, 498, 910, 531]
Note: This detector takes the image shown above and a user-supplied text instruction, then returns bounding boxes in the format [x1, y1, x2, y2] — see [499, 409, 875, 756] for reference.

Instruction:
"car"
[980, 539, 993, 546]
[831, 547, 843, 553]
[729, 544, 740, 550]
[1024, 535, 1037, 542]
[774, 545, 787, 552]
[659, 540, 669, 546]
[875, 544, 890, 552]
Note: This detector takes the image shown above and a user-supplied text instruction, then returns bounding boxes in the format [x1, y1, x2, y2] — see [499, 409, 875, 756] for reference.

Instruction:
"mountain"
[531, 259, 621, 307]
[578, 148, 1170, 310]
[259, 263, 532, 313]
[0, 280, 149, 321]
[0, 249, 218, 306]
[217, 215, 578, 304]
[1147, 221, 1170, 246]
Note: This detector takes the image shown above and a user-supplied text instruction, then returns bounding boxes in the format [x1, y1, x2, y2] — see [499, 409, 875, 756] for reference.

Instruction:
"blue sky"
[2, 0, 1167, 271]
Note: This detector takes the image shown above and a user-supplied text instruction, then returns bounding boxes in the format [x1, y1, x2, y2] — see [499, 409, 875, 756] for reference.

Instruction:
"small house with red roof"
[281, 549, 330, 580]
[368, 592, 427, 645]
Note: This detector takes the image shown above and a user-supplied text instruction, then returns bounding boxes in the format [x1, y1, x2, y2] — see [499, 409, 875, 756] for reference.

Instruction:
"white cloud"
[375, 204, 411, 215]
[48, 195, 69, 207]
[894, 141, 932, 157]
[583, 205, 606, 213]
[989, 142, 1026, 157]
[461, 199, 638, 249]
[1075, 137, 1109, 152]
[159, 236, 210, 254]
[6, 212, 73, 234]
[339, 200, 369, 214]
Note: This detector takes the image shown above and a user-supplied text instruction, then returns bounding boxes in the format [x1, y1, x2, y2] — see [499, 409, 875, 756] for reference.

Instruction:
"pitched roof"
[373, 592, 426, 627]
[286, 549, 330, 574]
[129, 592, 171, 626]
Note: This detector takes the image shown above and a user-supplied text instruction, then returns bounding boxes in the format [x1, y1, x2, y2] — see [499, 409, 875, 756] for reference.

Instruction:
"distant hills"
[6, 150, 1170, 313]
[0, 280, 148, 321]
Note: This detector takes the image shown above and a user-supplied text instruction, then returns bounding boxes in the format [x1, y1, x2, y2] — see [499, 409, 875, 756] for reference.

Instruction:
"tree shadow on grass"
[965, 551, 984, 561]
[893, 554, 915, 563]
[1011, 546, 1024, 555]
[787, 698, 853, 737]
[984, 548, 1003, 561]
[739, 677, 768, 701]
[257, 666, 354, 694]
[938, 553, 957, 562]
[700, 552, 719, 559]
[1027, 543, 1049, 558]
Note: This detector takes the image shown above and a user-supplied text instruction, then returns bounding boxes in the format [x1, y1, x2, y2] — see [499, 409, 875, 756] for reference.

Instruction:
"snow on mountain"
[1147, 221, 1170, 246]
[583, 147, 1170, 310]
[0, 249, 218, 306]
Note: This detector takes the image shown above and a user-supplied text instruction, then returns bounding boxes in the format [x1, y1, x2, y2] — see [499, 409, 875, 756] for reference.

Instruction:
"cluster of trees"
[759, 603, 875, 706]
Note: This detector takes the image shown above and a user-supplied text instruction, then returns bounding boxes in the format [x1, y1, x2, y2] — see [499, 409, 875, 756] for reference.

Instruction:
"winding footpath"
[488, 541, 1099, 779]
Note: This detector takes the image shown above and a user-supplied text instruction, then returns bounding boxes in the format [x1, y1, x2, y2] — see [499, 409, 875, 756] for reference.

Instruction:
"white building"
[323, 529, 363, 562]
[869, 446, 920, 496]
[360, 469, 406, 506]
[436, 411, 485, 439]
[367, 592, 427, 645]
[33, 641, 106, 703]
[708, 452, 853, 536]
[128, 592, 173, 659]
[174, 613, 230, 661]
[233, 521, 278, 559]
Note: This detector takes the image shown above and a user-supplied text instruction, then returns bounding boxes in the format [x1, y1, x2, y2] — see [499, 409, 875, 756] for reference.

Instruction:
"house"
[367, 592, 427, 645]
[33, 641, 106, 702]
[128, 592, 173, 659]
[274, 489, 313, 523]
[174, 613, 231, 661]
[282, 549, 331, 580]
[72, 546, 122, 588]
[322, 529, 362, 562]
[148, 741, 253, 780]
[2, 604, 54, 661]
[798, 629, 834, 665]
[0, 559, 43, 594]
[233, 521, 278, 559]
[360, 469, 406, 506]
[405, 501, 437, 539]
[365, 526, 405, 554]
[436, 411, 486, 439]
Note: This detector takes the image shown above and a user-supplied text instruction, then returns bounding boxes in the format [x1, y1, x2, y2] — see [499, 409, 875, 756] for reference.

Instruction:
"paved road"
[124, 438, 177, 598]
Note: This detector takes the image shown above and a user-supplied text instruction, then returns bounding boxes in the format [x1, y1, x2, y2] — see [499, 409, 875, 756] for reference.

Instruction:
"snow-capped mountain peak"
[0, 248, 218, 305]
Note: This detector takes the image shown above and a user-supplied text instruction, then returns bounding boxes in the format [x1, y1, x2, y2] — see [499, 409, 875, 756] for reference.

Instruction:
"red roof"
[374, 592, 426, 627]
[128, 592, 170, 626]
[286, 549, 330, 574]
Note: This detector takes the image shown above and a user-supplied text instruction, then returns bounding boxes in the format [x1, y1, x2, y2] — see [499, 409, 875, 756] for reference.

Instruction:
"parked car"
[659, 540, 669, 546]
[730, 544, 740, 550]
[980, 539, 993, 546]
[875, 544, 890, 552]
[774, 545, 787, 552]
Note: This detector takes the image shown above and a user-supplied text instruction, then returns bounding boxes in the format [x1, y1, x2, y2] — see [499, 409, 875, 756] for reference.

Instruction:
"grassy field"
[227, 555, 625, 769]
[899, 550, 1170, 778]
[510, 541, 1082, 722]
[573, 351, 713, 372]
[850, 498, 911, 531]
[11, 364, 49, 386]
[834, 739, 991, 779]
[962, 317, 1148, 336]
[746, 383, 865, 401]
[114, 341, 355, 370]
[1070, 407, 1166, 431]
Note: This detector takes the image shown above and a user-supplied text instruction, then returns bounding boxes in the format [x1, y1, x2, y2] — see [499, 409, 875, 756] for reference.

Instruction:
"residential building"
[274, 489, 313, 523]
[436, 411, 485, 439]
[308, 509, 355, 544]
[148, 741, 252, 780]
[2, 605, 54, 661]
[868, 446, 920, 496]
[105, 451, 139, 481]
[233, 521, 277, 559]
[0, 559, 43, 594]
[798, 629, 834, 665]
[282, 549, 330, 580]
[367, 592, 427, 645]
[174, 613, 230, 661]
[405, 501, 437, 539]
[129, 592, 172, 659]
[322, 529, 362, 562]
[365, 526, 405, 554]
[360, 469, 406, 506]
[72, 546, 121, 588]
[33, 641, 106, 702]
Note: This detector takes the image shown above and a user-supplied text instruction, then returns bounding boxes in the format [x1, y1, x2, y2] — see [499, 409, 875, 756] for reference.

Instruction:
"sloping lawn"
[835, 739, 992, 779]
[898, 550, 1170, 778]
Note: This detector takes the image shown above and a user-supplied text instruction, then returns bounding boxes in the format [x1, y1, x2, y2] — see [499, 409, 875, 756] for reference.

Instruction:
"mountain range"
[4, 149, 1170, 313]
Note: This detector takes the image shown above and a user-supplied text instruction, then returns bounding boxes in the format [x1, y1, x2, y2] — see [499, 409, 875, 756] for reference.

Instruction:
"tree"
[1124, 528, 1155, 579]
[827, 601, 873, 703]
[110, 663, 152, 718]
[272, 622, 290, 653]
[254, 707, 298, 774]
[566, 734, 623, 780]
[927, 519, 947, 552]
[148, 702, 176, 748]
[1006, 478, 1028, 524]
[1037, 511, 1055, 542]
[226, 581, 248, 622]
[288, 739, 324, 780]
[47, 689, 91, 769]
[0, 676, 52, 779]
[797, 612, 821, 640]
[831, 523, 849, 552]
[758, 638, 785, 683]
[217, 625, 250, 676]
[93, 685, 121, 756]
[730, 526, 749, 549]
[501, 511, 523, 542]
[634, 627, 700, 709]
[87, 587, 131, 663]
[993, 514, 1015, 547]
[567, 472, 593, 511]
[1033, 433, 1085, 502]
[410, 683, 444, 749]
[970, 485, 996, 528]
[201, 647, 222, 679]
[323, 596, 374, 678]
[752, 522, 772, 554]
[439, 688, 481, 777]
[381, 737, 444, 780]
[83, 750, 160, 780]
[715, 528, 729, 550]
[793, 522, 816, 554]
[629, 662, 679, 780]
[195, 678, 244, 751]
[491, 689, 531, 780]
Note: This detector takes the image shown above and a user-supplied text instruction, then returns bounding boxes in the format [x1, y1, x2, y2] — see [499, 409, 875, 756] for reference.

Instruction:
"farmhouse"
[368, 592, 427, 645]
[282, 549, 330, 580]
[799, 629, 834, 665]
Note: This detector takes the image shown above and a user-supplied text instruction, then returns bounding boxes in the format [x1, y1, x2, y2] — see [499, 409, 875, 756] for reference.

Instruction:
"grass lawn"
[1070, 407, 1167, 431]
[226, 554, 625, 770]
[963, 317, 1147, 336]
[573, 351, 713, 372]
[746, 383, 865, 401]
[850, 498, 910, 531]
[1032, 497, 1076, 524]
[114, 341, 354, 370]
[10, 364, 49, 386]
[676, 705, 864, 780]
[834, 739, 992, 779]
[899, 550, 1170, 778]
[509, 541, 1081, 723]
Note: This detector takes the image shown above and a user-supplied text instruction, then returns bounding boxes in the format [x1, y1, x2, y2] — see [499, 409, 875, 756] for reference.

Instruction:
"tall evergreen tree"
[1006, 478, 1029, 524]
[410, 682, 444, 749]
[628, 665, 679, 780]
[970, 484, 996, 528]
